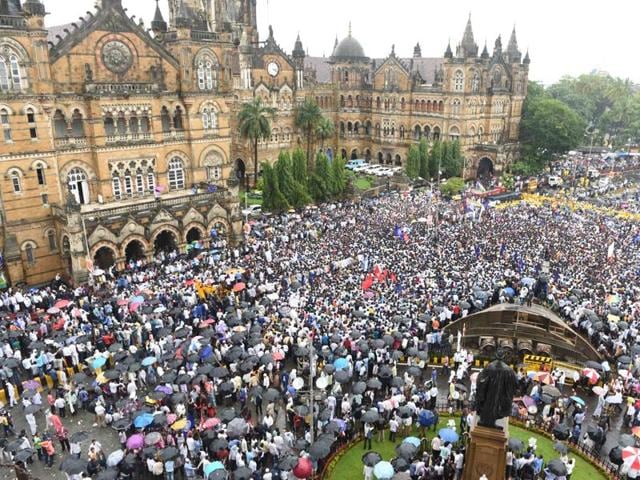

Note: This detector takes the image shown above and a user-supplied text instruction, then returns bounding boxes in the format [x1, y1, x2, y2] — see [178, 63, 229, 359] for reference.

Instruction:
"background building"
[0, 0, 528, 286]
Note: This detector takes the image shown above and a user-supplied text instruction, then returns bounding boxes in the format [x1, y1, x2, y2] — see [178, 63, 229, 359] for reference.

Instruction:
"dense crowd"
[0, 188, 639, 480]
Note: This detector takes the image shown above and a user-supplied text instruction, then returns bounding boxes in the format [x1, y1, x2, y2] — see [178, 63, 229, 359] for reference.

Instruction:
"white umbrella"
[107, 449, 124, 467]
[92, 269, 105, 276]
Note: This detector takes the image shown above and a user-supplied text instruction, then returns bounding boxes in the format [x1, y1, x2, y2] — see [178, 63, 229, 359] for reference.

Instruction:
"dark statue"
[475, 349, 517, 428]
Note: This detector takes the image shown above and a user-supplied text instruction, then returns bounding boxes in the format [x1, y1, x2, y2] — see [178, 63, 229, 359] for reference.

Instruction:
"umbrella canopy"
[373, 461, 394, 479]
[547, 459, 568, 476]
[553, 441, 568, 454]
[232, 466, 253, 480]
[610, 446, 624, 466]
[438, 428, 459, 443]
[96, 469, 119, 480]
[133, 412, 154, 429]
[309, 441, 332, 460]
[508, 438, 524, 452]
[158, 447, 180, 461]
[60, 456, 87, 475]
[403, 437, 421, 448]
[362, 451, 383, 467]
[278, 454, 299, 471]
[395, 442, 417, 459]
[552, 423, 570, 440]
[418, 410, 436, 427]
[362, 410, 380, 423]
[126, 433, 144, 450]
[292, 457, 313, 479]
[623, 446, 640, 473]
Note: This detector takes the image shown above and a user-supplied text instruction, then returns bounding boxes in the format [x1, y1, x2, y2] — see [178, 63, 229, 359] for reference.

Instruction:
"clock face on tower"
[267, 61, 280, 77]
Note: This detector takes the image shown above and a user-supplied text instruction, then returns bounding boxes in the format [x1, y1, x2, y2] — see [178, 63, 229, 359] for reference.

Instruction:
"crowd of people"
[0, 187, 639, 480]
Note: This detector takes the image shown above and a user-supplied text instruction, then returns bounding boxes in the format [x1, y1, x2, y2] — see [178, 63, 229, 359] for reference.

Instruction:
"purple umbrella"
[155, 385, 173, 395]
[126, 433, 144, 450]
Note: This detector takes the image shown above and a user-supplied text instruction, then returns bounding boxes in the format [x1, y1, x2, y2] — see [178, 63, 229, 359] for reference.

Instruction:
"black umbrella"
[324, 421, 342, 434]
[6, 439, 25, 453]
[362, 410, 379, 423]
[609, 446, 623, 466]
[174, 328, 190, 339]
[508, 438, 524, 452]
[232, 466, 253, 480]
[324, 364, 336, 375]
[218, 407, 237, 423]
[96, 469, 119, 480]
[392, 457, 410, 472]
[391, 376, 404, 388]
[407, 366, 422, 377]
[263, 388, 280, 403]
[547, 459, 568, 476]
[587, 424, 603, 442]
[111, 419, 131, 431]
[353, 382, 367, 394]
[395, 442, 417, 459]
[362, 451, 382, 467]
[197, 364, 214, 376]
[175, 374, 192, 385]
[335, 370, 351, 384]
[553, 441, 567, 454]
[209, 469, 228, 480]
[619, 434, 635, 448]
[211, 366, 230, 378]
[103, 369, 121, 380]
[210, 438, 229, 452]
[60, 456, 87, 475]
[278, 454, 299, 471]
[309, 441, 331, 460]
[219, 382, 235, 395]
[158, 446, 180, 461]
[13, 448, 34, 463]
[148, 391, 167, 401]
[397, 406, 412, 419]
[160, 372, 177, 384]
[367, 378, 382, 390]
[318, 408, 332, 422]
[455, 383, 467, 392]
[378, 366, 393, 379]
[552, 423, 570, 440]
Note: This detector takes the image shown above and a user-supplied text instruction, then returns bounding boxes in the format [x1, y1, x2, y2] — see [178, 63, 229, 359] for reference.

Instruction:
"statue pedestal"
[463, 423, 508, 480]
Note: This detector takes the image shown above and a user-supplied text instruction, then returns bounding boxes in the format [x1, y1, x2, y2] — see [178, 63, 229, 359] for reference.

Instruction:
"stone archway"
[365, 149, 371, 162]
[377, 152, 383, 164]
[235, 158, 246, 180]
[186, 227, 202, 243]
[124, 240, 146, 263]
[385, 153, 392, 165]
[477, 157, 494, 178]
[93, 246, 116, 270]
[350, 149, 358, 160]
[394, 154, 402, 166]
[153, 230, 178, 254]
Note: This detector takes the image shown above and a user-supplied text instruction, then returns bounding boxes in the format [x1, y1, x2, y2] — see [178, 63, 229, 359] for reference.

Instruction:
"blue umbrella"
[130, 295, 145, 304]
[403, 436, 421, 447]
[438, 428, 459, 443]
[418, 409, 435, 427]
[373, 461, 394, 479]
[200, 346, 213, 360]
[333, 358, 349, 370]
[91, 357, 107, 370]
[141, 356, 157, 367]
[503, 287, 515, 298]
[570, 396, 585, 407]
[133, 413, 154, 429]
[204, 461, 225, 476]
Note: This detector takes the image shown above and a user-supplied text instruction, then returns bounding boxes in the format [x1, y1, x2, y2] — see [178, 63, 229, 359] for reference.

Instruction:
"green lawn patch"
[328, 418, 606, 480]
[354, 177, 373, 191]
[241, 192, 263, 206]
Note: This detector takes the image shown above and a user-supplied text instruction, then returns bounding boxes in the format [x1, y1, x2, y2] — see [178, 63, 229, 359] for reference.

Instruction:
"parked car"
[345, 159, 367, 170]
[352, 163, 369, 173]
[242, 205, 262, 217]
[547, 175, 564, 187]
[363, 165, 384, 175]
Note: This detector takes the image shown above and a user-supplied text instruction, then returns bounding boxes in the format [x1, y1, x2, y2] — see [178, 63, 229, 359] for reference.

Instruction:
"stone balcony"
[54, 136, 88, 149]
[105, 132, 154, 145]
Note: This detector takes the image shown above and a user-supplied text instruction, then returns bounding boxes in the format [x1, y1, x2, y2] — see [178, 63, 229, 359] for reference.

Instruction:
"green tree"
[295, 98, 323, 168]
[309, 152, 330, 201]
[315, 117, 335, 153]
[440, 177, 465, 197]
[261, 162, 289, 212]
[329, 156, 347, 196]
[428, 140, 441, 179]
[238, 98, 276, 185]
[291, 148, 308, 187]
[418, 139, 429, 179]
[405, 144, 420, 179]
[275, 151, 311, 209]
[441, 140, 463, 177]
[520, 95, 585, 165]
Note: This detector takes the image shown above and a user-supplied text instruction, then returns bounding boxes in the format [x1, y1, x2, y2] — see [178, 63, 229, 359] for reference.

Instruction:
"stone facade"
[0, 0, 528, 286]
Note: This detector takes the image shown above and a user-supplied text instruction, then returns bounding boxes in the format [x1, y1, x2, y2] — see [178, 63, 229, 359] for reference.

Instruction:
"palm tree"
[295, 98, 323, 168]
[238, 98, 276, 186]
[315, 117, 335, 154]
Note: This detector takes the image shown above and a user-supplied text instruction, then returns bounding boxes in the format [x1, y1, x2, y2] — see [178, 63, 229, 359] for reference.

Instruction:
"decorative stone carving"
[102, 40, 133, 74]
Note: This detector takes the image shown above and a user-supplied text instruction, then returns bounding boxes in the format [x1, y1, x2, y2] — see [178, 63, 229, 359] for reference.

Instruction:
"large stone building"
[0, 0, 528, 286]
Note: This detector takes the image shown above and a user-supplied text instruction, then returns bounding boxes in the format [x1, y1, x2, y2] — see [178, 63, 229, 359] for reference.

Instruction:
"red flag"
[390, 272, 397, 283]
[361, 274, 374, 291]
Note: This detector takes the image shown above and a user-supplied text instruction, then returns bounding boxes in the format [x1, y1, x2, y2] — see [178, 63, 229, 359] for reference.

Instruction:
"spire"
[523, 49, 530, 65]
[507, 25, 521, 62]
[413, 42, 422, 58]
[481, 40, 489, 59]
[460, 13, 478, 57]
[493, 35, 502, 58]
[151, 0, 167, 33]
[175, 0, 190, 29]
[390, 44, 395, 56]
[444, 40, 453, 59]
[348, 21, 352, 37]
[293, 33, 305, 58]
[23, 0, 45, 16]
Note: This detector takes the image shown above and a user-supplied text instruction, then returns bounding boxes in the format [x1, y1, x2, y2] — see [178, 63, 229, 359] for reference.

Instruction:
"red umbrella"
[54, 299, 71, 309]
[293, 457, 312, 478]
[185, 279, 195, 287]
[623, 446, 640, 474]
[273, 351, 285, 361]
[233, 283, 246, 292]
[581, 368, 600, 385]
[117, 299, 129, 306]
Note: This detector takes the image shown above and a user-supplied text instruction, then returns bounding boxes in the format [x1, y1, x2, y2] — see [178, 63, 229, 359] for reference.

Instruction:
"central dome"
[332, 34, 367, 60]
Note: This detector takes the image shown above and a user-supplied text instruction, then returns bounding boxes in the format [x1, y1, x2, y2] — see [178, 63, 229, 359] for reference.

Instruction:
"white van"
[345, 159, 367, 170]
[587, 168, 600, 179]
[548, 176, 564, 187]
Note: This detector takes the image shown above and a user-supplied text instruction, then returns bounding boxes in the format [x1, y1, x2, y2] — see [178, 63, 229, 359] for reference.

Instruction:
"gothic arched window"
[168, 157, 185, 190]
[454, 70, 464, 92]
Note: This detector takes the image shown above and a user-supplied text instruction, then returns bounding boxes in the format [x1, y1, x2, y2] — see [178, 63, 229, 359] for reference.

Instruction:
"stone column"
[463, 423, 508, 480]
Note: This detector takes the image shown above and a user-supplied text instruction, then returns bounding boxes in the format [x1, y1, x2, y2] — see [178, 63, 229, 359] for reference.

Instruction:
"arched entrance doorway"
[186, 227, 202, 243]
[365, 149, 371, 162]
[385, 153, 392, 164]
[235, 159, 246, 181]
[377, 152, 383, 164]
[125, 240, 145, 263]
[477, 157, 494, 178]
[94, 246, 115, 270]
[340, 148, 347, 160]
[154, 230, 178, 254]
[68, 168, 90, 205]
[350, 150, 358, 160]
[395, 154, 402, 166]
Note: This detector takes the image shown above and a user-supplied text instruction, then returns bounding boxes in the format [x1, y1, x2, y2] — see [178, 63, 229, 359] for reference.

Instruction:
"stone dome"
[332, 33, 367, 60]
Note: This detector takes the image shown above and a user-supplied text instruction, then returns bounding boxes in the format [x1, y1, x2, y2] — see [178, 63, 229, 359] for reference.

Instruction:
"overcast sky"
[44, 0, 640, 85]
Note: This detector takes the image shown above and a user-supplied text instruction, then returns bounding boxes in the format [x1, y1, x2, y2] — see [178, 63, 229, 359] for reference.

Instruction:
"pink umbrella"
[167, 413, 177, 425]
[126, 433, 144, 450]
[203, 417, 221, 429]
[273, 351, 285, 361]
[117, 299, 129, 306]
[54, 299, 71, 309]
[129, 302, 142, 312]
[293, 457, 312, 478]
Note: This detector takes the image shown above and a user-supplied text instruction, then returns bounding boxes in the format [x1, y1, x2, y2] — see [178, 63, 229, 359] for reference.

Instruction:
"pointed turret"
[480, 41, 489, 59]
[413, 42, 422, 58]
[151, 0, 167, 34]
[523, 50, 530, 65]
[175, 0, 191, 29]
[492, 35, 502, 59]
[460, 14, 478, 57]
[507, 26, 521, 63]
[1, 0, 22, 14]
[390, 44, 396, 57]
[293, 33, 305, 58]
[444, 41, 453, 59]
